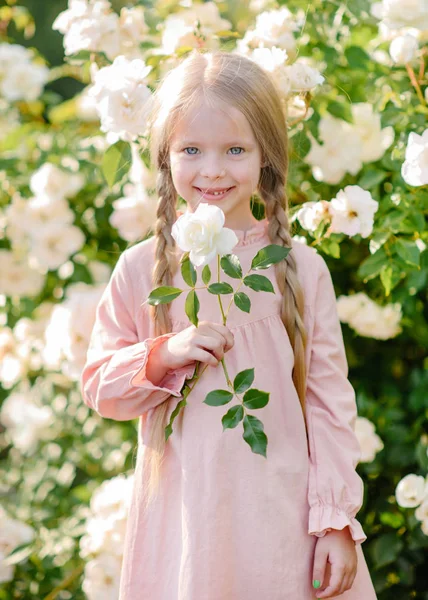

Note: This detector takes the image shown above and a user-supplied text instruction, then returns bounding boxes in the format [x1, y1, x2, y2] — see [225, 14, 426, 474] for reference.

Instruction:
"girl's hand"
[159, 321, 235, 370]
[312, 527, 358, 599]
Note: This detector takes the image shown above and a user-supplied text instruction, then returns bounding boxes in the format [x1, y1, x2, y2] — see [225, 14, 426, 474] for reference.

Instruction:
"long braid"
[142, 168, 179, 511]
[261, 176, 308, 429]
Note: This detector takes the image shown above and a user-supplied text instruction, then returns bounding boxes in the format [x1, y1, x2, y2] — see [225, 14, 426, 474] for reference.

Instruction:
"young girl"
[81, 50, 378, 600]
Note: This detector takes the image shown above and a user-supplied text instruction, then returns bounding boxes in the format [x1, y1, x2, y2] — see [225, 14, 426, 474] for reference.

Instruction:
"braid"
[261, 176, 308, 428]
[142, 168, 179, 512]
[150, 169, 179, 336]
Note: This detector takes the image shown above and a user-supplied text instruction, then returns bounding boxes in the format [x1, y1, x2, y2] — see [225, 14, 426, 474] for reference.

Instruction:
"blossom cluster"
[79, 474, 134, 599]
[304, 106, 395, 185]
[53, 0, 150, 60]
[336, 292, 402, 340]
[0, 43, 49, 103]
[395, 471, 428, 536]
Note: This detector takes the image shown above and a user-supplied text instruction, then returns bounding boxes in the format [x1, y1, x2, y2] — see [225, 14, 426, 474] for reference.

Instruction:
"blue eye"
[182, 147, 245, 155]
[229, 147, 244, 155]
[183, 147, 199, 155]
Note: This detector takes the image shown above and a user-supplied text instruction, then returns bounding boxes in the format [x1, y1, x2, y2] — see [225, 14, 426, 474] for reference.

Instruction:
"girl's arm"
[305, 253, 366, 546]
[80, 250, 195, 421]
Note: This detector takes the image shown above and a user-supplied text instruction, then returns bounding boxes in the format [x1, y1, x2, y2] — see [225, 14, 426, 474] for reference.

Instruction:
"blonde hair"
[141, 49, 307, 511]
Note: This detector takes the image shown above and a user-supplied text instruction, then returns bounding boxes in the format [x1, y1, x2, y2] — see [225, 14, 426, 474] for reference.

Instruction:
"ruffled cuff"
[308, 503, 367, 545]
[130, 333, 196, 396]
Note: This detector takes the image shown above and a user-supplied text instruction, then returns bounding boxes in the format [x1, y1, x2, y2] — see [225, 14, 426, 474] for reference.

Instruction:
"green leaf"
[220, 254, 243, 279]
[204, 389, 234, 406]
[371, 532, 404, 569]
[344, 45, 370, 69]
[233, 368, 255, 394]
[207, 282, 234, 295]
[234, 292, 251, 313]
[357, 248, 388, 282]
[326, 101, 353, 124]
[395, 239, 420, 267]
[243, 389, 269, 410]
[357, 168, 388, 189]
[317, 238, 340, 258]
[243, 274, 274, 292]
[181, 255, 197, 286]
[147, 286, 183, 305]
[242, 415, 267, 457]
[380, 263, 403, 296]
[202, 264, 211, 285]
[222, 405, 244, 430]
[165, 398, 188, 441]
[185, 290, 200, 326]
[101, 140, 132, 188]
[251, 245, 290, 270]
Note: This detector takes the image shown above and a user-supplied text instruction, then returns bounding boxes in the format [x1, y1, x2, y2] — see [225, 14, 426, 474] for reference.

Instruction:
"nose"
[199, 159, 226, 181]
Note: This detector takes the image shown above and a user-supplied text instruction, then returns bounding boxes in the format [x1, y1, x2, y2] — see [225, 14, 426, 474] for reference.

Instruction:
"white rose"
[0, 60, 49, 102]
[89, 56, 153, 142]
[354, 417, 384, 463]
[329, 185, 379, 238]
[171, 203, 238, 267]
[372, 0, 428, 32]
[305, 115, 363, 184]
[351, 103, 394, 163]
[395, 473, 426, 508]
[30, 163, 84, 201]
[415, 496, 428, 522]
[296, 200, 331, 232]
[389, 34, 419, 64]
[401, 129, 428, 187]
[284, 61, 324, 92]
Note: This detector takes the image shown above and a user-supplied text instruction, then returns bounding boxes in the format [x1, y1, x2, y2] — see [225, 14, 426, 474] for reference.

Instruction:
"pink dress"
[81, 217, 377, 600]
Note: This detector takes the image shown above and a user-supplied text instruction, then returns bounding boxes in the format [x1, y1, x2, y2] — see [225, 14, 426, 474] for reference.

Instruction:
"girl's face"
[169, 99, 264, 229]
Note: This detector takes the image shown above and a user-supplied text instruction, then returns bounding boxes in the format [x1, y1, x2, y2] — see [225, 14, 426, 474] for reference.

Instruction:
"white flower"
[109, 183, 157, 242]
[1, 60, 49, 103]
[30, 163, 84, 201]
[249, 46, 291, 96]
[53, 0, 121, 60]
[395, 473, 426, 508]
[0, 385, 54, 454]
[43, 282, 106, 380]
[415, 496, 428, 522]
[305, 115, 363, 184]
[171, 203, 238, 267]
[351, 103, 394, 163]
[354, 417, 384, 463]
[401, 129, 428, 186]
[0, 250, 45, 298]
[371, 0, 428, 32]
[161, 2, 232, 54]
[82, 553, 122, 600]
[254, 7, 299, 54]
[337, 292, 402, 340]
[89, 56, 153, 143]
[389, 33, 419, 64]
[329, 185, 379, 238]
[28, 223, 85, 271]
[296, 200, 331, 233]
[0, 506, 35, 583]
[0, 43, 33, 74]
[119, 6, 149, 55]
[283, 61, 324, 92]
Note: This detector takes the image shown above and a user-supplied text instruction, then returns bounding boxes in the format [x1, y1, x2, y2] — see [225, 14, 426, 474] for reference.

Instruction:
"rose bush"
[0, 0, 427, 598]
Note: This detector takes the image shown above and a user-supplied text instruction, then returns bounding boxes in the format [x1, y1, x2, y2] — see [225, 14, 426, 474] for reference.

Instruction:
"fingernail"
[313, 580, 321, 588]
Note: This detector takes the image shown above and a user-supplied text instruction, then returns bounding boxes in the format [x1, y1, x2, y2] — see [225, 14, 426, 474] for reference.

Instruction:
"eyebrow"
[177, 140, 253, 146]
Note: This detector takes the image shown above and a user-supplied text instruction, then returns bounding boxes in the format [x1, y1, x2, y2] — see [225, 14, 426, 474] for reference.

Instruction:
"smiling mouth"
[195, 187, 234, 196]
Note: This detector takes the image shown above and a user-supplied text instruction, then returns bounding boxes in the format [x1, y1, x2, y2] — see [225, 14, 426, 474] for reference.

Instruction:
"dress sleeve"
[80, 250, 196, 421]
[305, 253, 367, 545]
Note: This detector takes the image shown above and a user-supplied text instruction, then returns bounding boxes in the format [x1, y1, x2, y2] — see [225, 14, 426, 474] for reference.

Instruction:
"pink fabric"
[81, 218, 377, 599]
